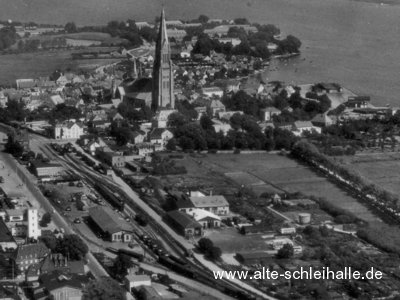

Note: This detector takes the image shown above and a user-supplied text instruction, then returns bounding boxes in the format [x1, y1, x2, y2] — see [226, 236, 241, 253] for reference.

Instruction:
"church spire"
[151, 8, 174, 112]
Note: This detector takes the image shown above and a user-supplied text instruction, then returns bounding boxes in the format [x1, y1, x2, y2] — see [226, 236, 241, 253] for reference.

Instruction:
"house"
[16, 79, 35, 90]
[218, 111, 243, 121]
[260, 107, 281, 121]
[132, 131, 146, 144]
[165, 210, 203, 238]
[14, 243, 50, 271]
[96, 149, 125, 168]
[236, 252, 272, 265]
[194, 106, 207, 120]
[212, 119, 232, 136]
[188, 195, 229, 215]
[30, 160, 64, 178]
[201, 87, 224, 98]
[240, 81, 265, 97]
[5, 209, 24, 222]
[166, 28, 187, 41]
[314, 83, 342, 94]
[55, 75, 69, 86]
[218, 37, 241, 46]
[35, 270, 90, 300]
[0, 219, 17, 250]
[152, 109, 177, 129]
[54, 122, 84, 140]
[89, 206, 132, 242]
[207, 100, 225, 117]
[346, 96, 370, 108]
[149, 128, 173, 149]
[40, 253, 85, 275]
[292, 121, 321, 136]
[186, 208, 221, 229]
[125, 274, 151, 291]
[134, 142, 162, 156]
[311, 113, 334, 127]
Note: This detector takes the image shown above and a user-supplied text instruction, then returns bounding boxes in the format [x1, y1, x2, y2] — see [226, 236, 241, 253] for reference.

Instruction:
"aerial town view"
[1, 0, 400, 299]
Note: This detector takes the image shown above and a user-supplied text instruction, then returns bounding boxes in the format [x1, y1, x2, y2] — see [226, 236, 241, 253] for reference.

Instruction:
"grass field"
[0, 49, 121, 86]
[174, 153, 381, 223]
[338, 152, 400, 196]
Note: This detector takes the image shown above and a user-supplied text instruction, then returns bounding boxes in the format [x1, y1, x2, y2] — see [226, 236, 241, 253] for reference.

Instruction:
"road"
[2, 151, 108, 278]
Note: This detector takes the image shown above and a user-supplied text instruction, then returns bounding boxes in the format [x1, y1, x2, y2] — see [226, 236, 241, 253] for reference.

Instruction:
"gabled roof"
[311, 113, 333, 125]
[189, 195, 229, 208]
[262, 107, 281, 113]
[39, 270, 89, 292]
[167, 210, 202, 229]
[294, 121, 313, 129]
[89, 206, 131, 234]
[149, 128, 172, 140]
[15, 243, 49, 262]
[209, 100, 225, 109]
[0, 219, 16, 244]
[186, 208, 221, 221]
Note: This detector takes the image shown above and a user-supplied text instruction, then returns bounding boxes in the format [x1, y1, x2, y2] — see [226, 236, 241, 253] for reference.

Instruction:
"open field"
[338, 152, 400, 196]
[206, 227, 275, 253]
[174, 153, 381, 223]
[0, 49, 122, 86]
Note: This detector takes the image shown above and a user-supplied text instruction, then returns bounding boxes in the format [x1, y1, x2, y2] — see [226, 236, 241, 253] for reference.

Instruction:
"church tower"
[151, 9, 174, 112]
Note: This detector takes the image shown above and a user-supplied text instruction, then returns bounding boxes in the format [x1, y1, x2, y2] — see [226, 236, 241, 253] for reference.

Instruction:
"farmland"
[173, 153, 381, 223]
[337, 152, 400, 196]
[0, 48, 122, 86]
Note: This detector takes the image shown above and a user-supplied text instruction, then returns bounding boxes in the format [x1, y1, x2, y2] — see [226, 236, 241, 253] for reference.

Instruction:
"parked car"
[74, 218, 81, 224]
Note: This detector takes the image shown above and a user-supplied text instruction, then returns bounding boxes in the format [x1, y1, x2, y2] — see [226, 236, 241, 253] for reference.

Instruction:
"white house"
[260, 107, 281, 121]
[186, 208, 221, 229]
[125, 274, 151, 291]
[149, 128, 173, 150]
[54, 122, 84, 140]
[292, 121, 321, 136]
[202, 87, 224, 98]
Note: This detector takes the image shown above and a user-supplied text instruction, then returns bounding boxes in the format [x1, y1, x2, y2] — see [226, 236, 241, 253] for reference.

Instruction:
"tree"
[40, 235, 58, 252]
[166, 138, 177, 151]
[4, 135, 24, 157]
[198, 15, 209, 24]
[65, 22, 77, 33]
[83, 277, 126, 300]
[206, 246, 222, 260]
[276, 243, 294, 259]
[58, 234, 88, 260]
[167, 112, 188, 128]
[39, 212, 52, 227]
[112, 254, 133, 280]
[198, 238, 213, 253]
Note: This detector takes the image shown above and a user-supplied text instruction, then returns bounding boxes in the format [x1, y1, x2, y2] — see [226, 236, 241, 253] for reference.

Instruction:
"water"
[1, 0, 400, 105]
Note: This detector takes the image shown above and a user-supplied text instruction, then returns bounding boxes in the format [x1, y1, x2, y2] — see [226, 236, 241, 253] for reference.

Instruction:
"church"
[151, 9, 176, 128]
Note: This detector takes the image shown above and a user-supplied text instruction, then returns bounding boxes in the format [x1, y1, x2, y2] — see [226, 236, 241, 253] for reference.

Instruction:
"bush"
[39, 212, 52, 227]
[276, 243, 294, 259]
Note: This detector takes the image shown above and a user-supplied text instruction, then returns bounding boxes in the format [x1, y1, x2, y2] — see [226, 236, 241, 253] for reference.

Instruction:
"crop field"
[175, 153, 381, 223]
[0, 49, 121, 86]
[338, 152, 400, 196]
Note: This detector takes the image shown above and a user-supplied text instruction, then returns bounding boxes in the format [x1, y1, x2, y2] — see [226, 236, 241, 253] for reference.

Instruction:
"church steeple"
[151, 8, 174, 112]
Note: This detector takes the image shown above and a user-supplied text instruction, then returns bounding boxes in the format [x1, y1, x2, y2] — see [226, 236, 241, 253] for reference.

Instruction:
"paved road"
[2, 152, 108, 278]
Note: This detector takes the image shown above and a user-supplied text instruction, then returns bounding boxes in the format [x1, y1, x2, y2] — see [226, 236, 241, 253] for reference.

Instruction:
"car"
[76, 182, 84, 188]
[65, 207, 71, 211]
[125, 217, 130, 222]
[74, 218, 81, 224]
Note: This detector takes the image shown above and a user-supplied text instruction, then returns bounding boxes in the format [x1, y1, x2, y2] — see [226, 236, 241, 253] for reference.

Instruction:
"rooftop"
[0, 219, 15, 243]
[39, 270, 89, 292]
[189, 195, 229, 208]
[89, 206, 131, 234]
[167, 210, 202, 229]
